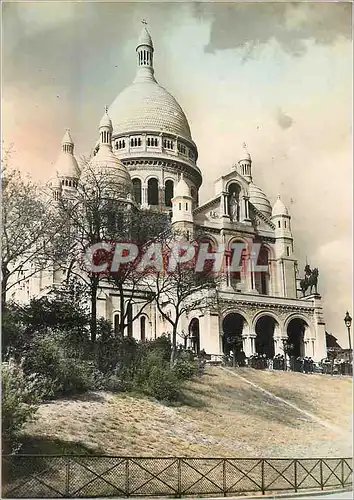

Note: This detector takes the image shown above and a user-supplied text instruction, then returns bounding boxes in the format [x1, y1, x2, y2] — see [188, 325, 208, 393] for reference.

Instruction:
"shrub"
[22, 333, 94, 398]
[142, 364, 181, 402]
[2, 359, 45, 453]
[173, 357, 196, 380]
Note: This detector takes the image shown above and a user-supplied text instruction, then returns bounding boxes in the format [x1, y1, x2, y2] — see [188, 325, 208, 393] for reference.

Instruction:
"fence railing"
[2, 455, 352, 498]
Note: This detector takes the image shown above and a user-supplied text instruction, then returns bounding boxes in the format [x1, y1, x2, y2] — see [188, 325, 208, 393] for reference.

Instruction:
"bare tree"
[1, 154, 64, 305]
[146, 232, 219, 365]
[58, 159, 169, 342]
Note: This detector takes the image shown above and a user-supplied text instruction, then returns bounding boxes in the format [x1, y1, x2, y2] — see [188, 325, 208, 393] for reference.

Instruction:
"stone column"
[220, 192, 230, 219]
[142, 184, 148, 206]
[159, 184, 165, 207]
[244, 196, 251, 221]
[242, 334, 252, 357]
[274, 335, 287, 356]
[248, 333, 256, 356]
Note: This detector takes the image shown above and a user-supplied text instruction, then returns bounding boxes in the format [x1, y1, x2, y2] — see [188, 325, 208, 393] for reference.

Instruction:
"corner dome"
[174, 175, 191, 197]
[55, 152, 80, 179]
[55, 129, 80, 179]
[109, 82, 192, 142]
[89, 147, 132, 193]
[272, 195, 289, 217]
[248, 182, 272, 217]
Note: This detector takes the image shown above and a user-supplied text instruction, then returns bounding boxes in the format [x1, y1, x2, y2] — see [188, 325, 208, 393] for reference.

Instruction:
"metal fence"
[2, 455, 352, 498]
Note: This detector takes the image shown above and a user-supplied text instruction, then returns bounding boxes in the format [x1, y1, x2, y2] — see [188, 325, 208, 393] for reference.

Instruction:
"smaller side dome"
[248, 182, 272, 217]
[55, 129, 80, 179]
[174, 174, 191, 198]
[272, 195, 289, 217]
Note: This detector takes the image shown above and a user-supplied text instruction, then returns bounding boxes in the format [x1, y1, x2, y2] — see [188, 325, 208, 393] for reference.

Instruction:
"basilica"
[21, 26, 327, 362]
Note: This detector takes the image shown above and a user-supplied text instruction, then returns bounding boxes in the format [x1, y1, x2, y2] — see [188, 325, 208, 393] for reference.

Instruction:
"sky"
[2, 1, 353, 346]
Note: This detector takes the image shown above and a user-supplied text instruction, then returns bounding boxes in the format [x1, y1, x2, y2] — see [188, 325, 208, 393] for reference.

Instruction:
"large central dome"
[109, 26, 193, 143]
[109, 81, 192, 141]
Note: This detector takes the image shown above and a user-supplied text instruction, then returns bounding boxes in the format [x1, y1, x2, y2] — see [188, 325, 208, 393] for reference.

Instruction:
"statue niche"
[228, 183, 241, 222]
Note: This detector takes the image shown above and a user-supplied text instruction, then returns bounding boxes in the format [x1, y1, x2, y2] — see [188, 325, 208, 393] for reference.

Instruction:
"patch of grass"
[17, 366, 352, 459]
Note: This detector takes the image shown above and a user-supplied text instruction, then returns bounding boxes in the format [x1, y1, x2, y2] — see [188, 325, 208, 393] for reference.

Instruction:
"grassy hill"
[20, 367, 352, 458]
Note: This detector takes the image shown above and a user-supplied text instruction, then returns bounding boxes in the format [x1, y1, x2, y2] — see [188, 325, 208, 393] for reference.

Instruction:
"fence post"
[65, 457, 70, 497]
[125, 458, 130, 497]
[294, 460, 298, 493]
[341, 458, 345, 488]
[261, 460, 265, 495]
[320, 459, 324, 490]
[177, 458, 182, 498]
[223, 459, 226, 497]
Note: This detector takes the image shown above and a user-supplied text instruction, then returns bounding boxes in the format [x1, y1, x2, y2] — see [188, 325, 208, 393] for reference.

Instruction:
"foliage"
[2, 283, 91, 362]
[173, 356, 196, 380]
[2, 359, 46, 453]
[22, 333, 94, 398]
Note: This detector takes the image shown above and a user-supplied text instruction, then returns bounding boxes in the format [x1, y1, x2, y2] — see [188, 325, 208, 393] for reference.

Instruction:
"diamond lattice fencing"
[2, 455, 352, 498]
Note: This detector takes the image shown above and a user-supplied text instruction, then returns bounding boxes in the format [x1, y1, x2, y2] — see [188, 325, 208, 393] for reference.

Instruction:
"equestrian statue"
[300, 264, 319, 297]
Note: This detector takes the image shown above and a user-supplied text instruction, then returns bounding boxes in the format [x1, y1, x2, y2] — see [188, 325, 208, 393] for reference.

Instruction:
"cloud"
[276, 108, 293, 130]
[204, 3, 352, 57]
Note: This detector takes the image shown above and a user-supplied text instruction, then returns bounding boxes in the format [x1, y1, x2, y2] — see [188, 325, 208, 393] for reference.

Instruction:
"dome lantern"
[135, 21, 155, 84]
[99, 106, 113, 148]
[238, 142, 252, 181]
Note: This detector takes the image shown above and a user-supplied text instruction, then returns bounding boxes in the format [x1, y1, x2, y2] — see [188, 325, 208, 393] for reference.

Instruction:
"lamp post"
[344, 311, 352, 363]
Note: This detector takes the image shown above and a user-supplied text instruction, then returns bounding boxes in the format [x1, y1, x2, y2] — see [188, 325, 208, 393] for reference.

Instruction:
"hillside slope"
[21, 367, 352, 458]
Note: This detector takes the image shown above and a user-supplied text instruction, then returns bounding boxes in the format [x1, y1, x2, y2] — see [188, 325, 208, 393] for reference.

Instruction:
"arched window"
[147, 178, 159, 205]
[164, 180, 174, 207]
[278, 221, 281, 228]
[185, 203, 188, 210]
[147, 138, 150, 146]
[132, 178, 142, 205]
[229, 241, 248, 291]
[114, 314, 120, 336]
[255, 246, 270, 295]
[140, 316, 146, 342]
[127, 303, 133, 337]
[130, 138, 134, 147]
[179, 202, 182, 210]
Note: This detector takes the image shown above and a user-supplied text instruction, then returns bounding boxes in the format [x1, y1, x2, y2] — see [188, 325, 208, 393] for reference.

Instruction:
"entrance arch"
[222, 312, 245, 355]
[286, 317, 307, 357]
[255, 315, 278, 358]
[188, 318, 200, 353]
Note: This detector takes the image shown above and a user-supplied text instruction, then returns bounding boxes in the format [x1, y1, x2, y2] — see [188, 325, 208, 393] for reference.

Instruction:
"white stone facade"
[12, 26, 327, 362]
